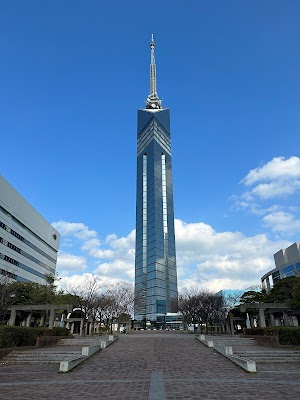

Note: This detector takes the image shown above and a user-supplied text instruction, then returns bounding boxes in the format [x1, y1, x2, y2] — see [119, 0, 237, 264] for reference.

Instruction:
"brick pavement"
[1, 331, 300, 399]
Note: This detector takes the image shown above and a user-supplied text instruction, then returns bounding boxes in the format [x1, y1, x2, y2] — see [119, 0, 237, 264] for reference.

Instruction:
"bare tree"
[104, 281, 134, 332]
[65, 276, 134, 333]
[65, 275, 105, 331]
[178, 287, 201, 329]
[178, 288, 227, 333]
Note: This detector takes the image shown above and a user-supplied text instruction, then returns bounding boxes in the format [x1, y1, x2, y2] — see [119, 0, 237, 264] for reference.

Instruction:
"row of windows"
[135, 265, 172, 278]
[0, 268, 29, 283]
[135, 282, 146, 291]
[147, 271, 166, 281]
[135, 250, 169, 263]
[169, 288, 178, 296]
[137, 183, 174, 199]
[136, 236, 176, 251]
[135, 263, 176, 278]
[0, 236, 55, 273]
[136, 237, 164, 250]
[135, 254, 176, 268]
[135, 247, 176, 261]
[136, 218, 176, 233]
[137, 149, 171, 166]
[137, 204, 175, 218]
[135, 275, 146, 285]
[136, 170, 172, 186]
[166, 275, 178, 284]
[0, 216, 56, 264]
[0, 252, 47, 280]
[137, 175, 174, 189]
[146, 279, 166, 289]
[0, 267, 16, 280]
[136, 291, 177, 305]
[135, 253, 176, 269]
[138, 161, 171, 178]
[136, 216, 175, 232]
[274, 262, 300, 279]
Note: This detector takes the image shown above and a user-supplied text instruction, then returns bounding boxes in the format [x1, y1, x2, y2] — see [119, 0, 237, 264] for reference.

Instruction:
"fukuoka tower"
[134, 35, 178, 325]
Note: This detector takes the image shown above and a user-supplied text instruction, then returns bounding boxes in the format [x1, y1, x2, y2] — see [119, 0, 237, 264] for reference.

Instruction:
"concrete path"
[1, 331, 300, 399]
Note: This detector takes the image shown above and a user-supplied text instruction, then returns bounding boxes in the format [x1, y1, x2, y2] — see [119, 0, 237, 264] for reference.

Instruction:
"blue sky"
[1, 1, 300, 292]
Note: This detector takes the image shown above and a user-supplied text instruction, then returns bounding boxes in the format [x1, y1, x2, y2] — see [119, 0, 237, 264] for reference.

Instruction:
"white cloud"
[174, 219, 288, 291]
[54, 218, 290, 293]
[105, 230, 135, 249]
[57, 273, 122, 293]
[239, 156, 300, 201]
[232, 157, 300, 232]
[89, 249, 115, 259]
[52, 221, 98, 240]
[242, 156, 300, 186]
[262, 211, 300, 233]
[251, 181, 300, 200]
[56, 252, 87, 276]
[94, 259, 134, 281]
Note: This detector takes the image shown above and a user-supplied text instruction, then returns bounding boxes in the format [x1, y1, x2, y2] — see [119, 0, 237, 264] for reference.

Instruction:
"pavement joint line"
[1, 376, 300, 387]
[148, 371, 166, 400]
[258, 370, 300, 374]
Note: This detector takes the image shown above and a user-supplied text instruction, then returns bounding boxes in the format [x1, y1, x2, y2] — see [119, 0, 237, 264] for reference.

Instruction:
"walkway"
[1, 331, 300, 399]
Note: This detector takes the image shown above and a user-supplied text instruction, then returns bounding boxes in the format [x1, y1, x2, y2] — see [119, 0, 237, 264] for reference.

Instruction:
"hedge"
[0, 326, 69, 348]
[245, 327, 300, 345]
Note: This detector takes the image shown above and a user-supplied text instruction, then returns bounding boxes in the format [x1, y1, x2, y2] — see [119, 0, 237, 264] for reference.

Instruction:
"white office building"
[0, 176, 60, 284]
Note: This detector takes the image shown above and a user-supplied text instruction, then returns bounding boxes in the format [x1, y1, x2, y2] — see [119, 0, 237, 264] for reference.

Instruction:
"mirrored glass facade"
[134, 108, 178, 323]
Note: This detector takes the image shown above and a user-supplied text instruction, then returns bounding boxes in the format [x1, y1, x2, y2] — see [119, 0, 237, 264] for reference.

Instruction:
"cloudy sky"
[1, 1, 299, 292]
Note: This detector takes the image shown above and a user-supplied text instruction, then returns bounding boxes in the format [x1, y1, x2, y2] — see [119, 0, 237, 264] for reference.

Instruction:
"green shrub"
[0, 326, 69, 348]
[245, 327, 300, 345]
[277, 327, 300, 345]
[35, 327, 69, 337]
[0, 326, 37, 348]
[245, 328, 275, 336]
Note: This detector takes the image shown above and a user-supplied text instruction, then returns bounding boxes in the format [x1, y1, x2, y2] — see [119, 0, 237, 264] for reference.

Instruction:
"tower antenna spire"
[146, 34, 162, 109]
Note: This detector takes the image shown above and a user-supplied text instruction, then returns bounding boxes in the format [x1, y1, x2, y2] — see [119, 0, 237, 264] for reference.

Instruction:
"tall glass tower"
[134, 35, 178, 325]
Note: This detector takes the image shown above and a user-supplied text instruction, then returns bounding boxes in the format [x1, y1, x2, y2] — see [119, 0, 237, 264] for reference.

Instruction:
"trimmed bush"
[245, 327, 300, 345]
[245, 328, 276, 336]
[277, 327, 300, 345]
[0, 326, 37, 348]
[35, 327, 70, 337]
[0, 326, 69, 348]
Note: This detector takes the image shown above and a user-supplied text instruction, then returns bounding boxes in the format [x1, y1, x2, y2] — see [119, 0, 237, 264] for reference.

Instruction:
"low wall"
[35, 336, 62, 347]
[196, 335, 257, 373]
[0, 348, 13, 360]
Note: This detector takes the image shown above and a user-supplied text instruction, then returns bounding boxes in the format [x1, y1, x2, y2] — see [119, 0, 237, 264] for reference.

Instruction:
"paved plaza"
[1, 331, 300, 399]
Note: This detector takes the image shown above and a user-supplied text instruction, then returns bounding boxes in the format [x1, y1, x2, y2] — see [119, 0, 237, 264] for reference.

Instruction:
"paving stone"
[1, 332, 300, 399]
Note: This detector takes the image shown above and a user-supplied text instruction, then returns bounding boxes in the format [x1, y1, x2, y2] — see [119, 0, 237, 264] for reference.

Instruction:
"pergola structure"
[6, 304, 93, 335]
[240, 302, 299, 328]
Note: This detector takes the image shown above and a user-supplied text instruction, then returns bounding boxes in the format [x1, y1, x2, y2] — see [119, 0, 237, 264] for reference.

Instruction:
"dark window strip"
[0, 236, 55, 273]
[0, 252, 46, 279]
[1, 268, 16, 280]
[0, 205, 57, 254]
[0, 217, 56, 264]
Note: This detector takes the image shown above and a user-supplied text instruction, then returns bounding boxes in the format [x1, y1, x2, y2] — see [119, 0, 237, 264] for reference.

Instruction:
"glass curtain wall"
[135, 109, 178, 325]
